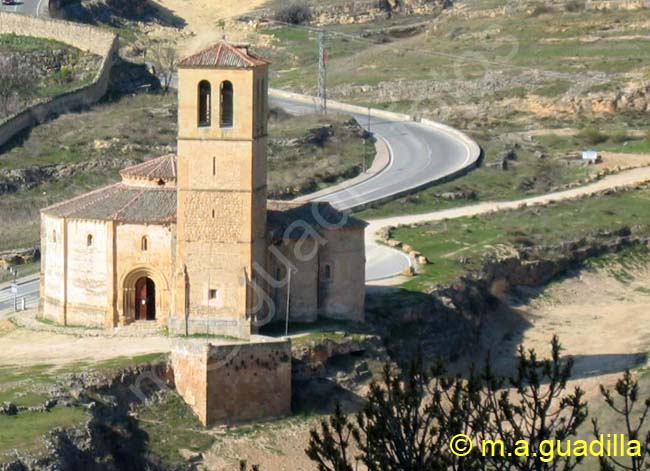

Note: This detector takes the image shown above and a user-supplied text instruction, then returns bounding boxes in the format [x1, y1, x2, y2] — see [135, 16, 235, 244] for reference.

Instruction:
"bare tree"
[148, 43, 177, 94]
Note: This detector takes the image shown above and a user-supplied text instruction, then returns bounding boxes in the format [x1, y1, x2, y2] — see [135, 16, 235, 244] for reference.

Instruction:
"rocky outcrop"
[0, 247, 40, 268]
[0, 155, 162, 195]
[0, 360, 173, 471]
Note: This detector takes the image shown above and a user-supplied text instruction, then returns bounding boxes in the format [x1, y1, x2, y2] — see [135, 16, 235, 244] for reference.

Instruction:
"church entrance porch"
[135, 277, 156, 321]
[119, 267, 170, 327]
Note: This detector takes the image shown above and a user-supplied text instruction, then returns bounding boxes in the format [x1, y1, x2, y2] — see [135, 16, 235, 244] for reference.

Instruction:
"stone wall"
[0, 12, 118, 148]
[171, 338, 292, 427]
[115, 223, 175, 326]
[318, 227, 366, 321]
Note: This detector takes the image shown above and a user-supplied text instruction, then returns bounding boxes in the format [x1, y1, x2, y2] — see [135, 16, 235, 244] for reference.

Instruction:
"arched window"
[87, 234, 93, 247]
[141, 236, 148, 251]
[198, 81, 211, 127]
[220, 81, 233, 128]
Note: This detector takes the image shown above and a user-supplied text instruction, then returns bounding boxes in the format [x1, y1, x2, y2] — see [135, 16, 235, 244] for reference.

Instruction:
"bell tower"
[173, 41, 270, 338]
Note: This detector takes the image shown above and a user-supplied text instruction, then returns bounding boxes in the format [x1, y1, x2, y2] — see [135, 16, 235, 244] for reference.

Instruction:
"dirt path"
[0, 322, 171, 366]
[154, 0, 267, 54]
[368, 165, 650, 241]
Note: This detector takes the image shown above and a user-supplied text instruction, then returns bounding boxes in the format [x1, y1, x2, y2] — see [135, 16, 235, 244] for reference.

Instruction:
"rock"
[402, 244, 414, 253]
[387, 239, 402, 248]
[436, 189, 478, 201]
[401, 266, 415, 277]
[178, 449, 203, 462]
[0, 402, 18, 416]
[93, 139, 111, 150]
[417, 255, 429, 265]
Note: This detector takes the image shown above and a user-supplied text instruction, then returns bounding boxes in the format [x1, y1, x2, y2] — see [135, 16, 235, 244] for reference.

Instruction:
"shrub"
[578, 126, 608, 145]
[645, 128, 650, 144]
[529, 4, 555, 16]
[610, 130, 629, 144]
[274, 2, 312, 25]
[565, 0, 586, 12]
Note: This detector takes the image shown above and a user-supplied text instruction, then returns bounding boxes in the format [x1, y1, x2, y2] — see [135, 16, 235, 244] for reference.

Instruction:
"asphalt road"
[1, 0, 47, 16]
[0, 278, 39, 317]
[271, 96, 474, 212]
[271, 95, 476, 281]
[0, 8, 479, 312]
[0, 94, 476, 314]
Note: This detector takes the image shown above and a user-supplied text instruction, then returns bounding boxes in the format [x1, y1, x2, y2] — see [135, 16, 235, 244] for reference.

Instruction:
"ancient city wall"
[0, 12, 118, 148]
[172, 338, 292, 427]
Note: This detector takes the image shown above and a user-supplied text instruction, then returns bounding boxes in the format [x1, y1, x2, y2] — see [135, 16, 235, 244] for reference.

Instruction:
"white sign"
[10, 283, 17, 294]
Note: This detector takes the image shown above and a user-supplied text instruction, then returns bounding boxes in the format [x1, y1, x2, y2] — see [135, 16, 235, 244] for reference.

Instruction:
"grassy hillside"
[0, 93, 371, 251]
[257, 0, 650, 216]
[0, 34, 101, 119]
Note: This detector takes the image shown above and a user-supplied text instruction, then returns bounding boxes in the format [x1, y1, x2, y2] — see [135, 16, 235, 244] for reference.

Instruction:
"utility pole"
[318, 30, 327, 114]
[9, 267, 17, 312]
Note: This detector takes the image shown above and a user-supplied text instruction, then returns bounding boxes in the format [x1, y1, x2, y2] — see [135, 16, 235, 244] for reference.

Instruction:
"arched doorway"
[135, 277, 156, 321]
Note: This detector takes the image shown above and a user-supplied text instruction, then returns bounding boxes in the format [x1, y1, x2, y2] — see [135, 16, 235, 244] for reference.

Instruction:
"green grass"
[0, 93, 373, 251]
[259, 318, 372, 345]
[358, 130, 593, 219]
[390, 187, 650, 292]
[136, 393, 215, 467]
[0, 262, 39, 284]
[0, 353, 168, 461]
[0, 34, 100, 113]
[537, 132, 650, 156]
[268, 111, 374, 198]
[0, 407, 87, 460]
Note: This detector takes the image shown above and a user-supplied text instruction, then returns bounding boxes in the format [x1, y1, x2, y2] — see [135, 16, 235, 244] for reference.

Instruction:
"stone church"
[39, 41, 367, 339]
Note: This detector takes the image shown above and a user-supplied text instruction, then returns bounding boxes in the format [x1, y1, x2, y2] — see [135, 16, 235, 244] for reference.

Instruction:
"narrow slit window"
[213, 156, 216, 176]
[212, 209, 216, 219]
[198, 80, 211, 127]
[220, 81, 233, 128]
[87, 234, 93, 247]
[209, 289, 218, 300]
[141, 236, 148, 251]
[52, 230, 57, 244]
[324, 264, 332, 281]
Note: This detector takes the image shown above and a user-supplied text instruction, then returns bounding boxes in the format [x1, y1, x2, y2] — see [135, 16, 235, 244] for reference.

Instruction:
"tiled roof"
[42, 186, 365, 234]
[178, 41, 270, 68]
[120, 154, 177, 181]
[42, 183, 177, 224]
[267, 201, 367, 240]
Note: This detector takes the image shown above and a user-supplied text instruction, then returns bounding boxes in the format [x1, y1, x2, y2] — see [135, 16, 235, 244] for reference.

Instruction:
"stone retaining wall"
[0, 12, 118, 148]
[172, 338, 292, 426]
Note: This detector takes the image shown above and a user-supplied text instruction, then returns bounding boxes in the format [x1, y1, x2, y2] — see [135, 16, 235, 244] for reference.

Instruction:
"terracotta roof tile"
[42, 183, 177, 224]
[178, 41, 270, 68]
[120, 154, 177, 181]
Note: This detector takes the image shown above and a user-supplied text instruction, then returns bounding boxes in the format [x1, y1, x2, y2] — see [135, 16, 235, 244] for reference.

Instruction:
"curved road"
[271, 96, 475, 212]
[0, 7, 480, 314]
[271, 94, 477, 281]
[1, 0, 48, 16]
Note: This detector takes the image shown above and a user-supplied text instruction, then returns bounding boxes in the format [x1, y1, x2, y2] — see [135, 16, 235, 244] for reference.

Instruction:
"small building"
[582, 150, 601, 163]
[39, 41, 367, 338]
